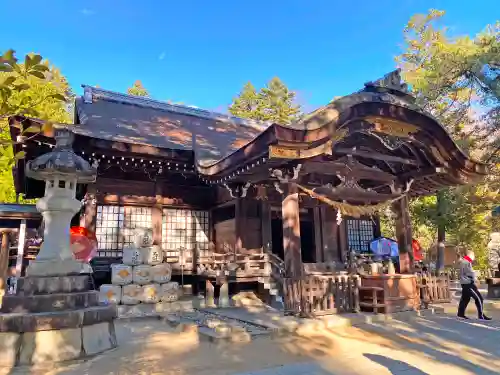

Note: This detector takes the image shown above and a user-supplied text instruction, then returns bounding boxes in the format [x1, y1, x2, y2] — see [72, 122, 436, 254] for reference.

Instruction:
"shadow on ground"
[4, 308, 500, 375]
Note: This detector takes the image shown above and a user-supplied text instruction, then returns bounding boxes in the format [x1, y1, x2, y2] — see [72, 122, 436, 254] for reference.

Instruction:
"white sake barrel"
[142, 245, 163, 265]
[111, 264, 133, 285]
[121, 284, 142, 305]
[133, 228, 154, 248]
[99, 284, 122, 304]
[133, 265, 152, 285]
[160, 281, 179, 302]
[122, 247, 143, 266]
[151, 263, 172, 284]
[141, 283, 160, 304]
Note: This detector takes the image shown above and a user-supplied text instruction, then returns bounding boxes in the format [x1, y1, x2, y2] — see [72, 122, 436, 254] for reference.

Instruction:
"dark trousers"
[458, 283, 485, 318]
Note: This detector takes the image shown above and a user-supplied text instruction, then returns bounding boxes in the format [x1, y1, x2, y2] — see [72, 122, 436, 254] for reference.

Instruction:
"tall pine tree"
[228, 82, 260, 119]
[229, 78, 301, 124]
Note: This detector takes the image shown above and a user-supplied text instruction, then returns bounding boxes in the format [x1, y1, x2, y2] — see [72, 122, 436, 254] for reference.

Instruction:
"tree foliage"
[0, 49, 71, 203]
[127, 80, 150, 97]
[396, 10, 500, 271]
[229, 77, 301, 124]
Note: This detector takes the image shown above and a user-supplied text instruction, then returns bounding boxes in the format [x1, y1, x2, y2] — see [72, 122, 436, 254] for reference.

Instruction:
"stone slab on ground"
[0, 332, 20, 367]
[82, 321, 117, 356]
[198, 306, 439, 338]
[19, 327, 82, 365]
[117, 299, 194, 319]
[164, 310, 267, 343]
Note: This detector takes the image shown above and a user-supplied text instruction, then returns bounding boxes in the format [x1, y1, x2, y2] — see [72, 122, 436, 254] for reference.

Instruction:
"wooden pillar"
[320, 206, 340, 263]
[436, 190, 446, 272]
[313, 207, 323, 263]
[152, 182, 163, 246]
[392, 196, 413, 273]
[282, 184, 302, 278]
[235, 198, 243, 259]
[338, 219, 348, 263]
[0, 231, 10, 300]
[80, 184, 97, 233]
[261, 200, 272, 253]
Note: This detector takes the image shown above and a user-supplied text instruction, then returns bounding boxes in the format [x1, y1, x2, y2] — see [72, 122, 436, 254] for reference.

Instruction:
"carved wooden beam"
[334, 147, 420, 166]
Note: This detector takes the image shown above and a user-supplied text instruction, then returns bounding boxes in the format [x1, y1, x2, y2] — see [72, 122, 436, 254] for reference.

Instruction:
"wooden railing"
[283, 274, 360, 317]
[416, 272, 451, 306]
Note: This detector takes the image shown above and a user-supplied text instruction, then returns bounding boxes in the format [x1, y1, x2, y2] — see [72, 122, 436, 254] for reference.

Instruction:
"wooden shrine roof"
[9, 70, 489, 200]
[196, 70, 489, 198]
[74, 86, 269, 165]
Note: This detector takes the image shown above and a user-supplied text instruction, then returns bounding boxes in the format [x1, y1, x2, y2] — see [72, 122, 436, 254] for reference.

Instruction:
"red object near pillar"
[70, 226, 97, 262]
[412, 239, 424, 262]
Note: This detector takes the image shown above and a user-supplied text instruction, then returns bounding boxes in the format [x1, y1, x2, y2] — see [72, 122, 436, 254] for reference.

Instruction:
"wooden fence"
[416, 272, 451, 306]
[283, 274, 360, 317]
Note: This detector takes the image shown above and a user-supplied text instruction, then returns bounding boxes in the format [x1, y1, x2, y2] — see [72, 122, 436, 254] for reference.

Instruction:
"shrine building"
[7, 70, 487, 307]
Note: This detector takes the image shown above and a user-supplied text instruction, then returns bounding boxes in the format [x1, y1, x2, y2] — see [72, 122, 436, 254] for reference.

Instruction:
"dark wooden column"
[320, 206, 340, 262]
[282, 184, 302, 278]
[313, 207, 323, 262]
[0, 231, 10, 300]
[261, 200, 272, 252]
[338, 219, 348, 263]
[235, 198, 243, 258]
[392, 195, 413, 273]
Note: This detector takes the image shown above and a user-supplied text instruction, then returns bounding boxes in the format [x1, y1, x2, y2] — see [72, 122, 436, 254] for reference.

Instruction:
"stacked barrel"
[99, 229, 180, 305]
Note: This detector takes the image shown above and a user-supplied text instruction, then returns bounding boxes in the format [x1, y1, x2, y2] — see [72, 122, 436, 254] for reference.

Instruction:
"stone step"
[1, 291, 99, 313]
[0, 305, 117, 333]
[15, 275, 93, 296]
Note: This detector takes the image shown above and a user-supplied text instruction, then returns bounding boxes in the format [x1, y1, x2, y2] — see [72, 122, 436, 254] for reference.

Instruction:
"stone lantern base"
[0, 275, 117, 367]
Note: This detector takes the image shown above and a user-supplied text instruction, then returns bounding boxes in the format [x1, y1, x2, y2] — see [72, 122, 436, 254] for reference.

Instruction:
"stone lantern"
[0, 128, 117, 368]
[25, 128, 97, 276]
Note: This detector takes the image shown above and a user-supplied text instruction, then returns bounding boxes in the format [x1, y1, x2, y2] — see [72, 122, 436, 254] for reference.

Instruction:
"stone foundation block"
[19, 327, 82, 365]
[82, 321, 117, 356]
[0, 332, 21, 367]
[16, 275, 91, 296]
[1, 291, 99, 313]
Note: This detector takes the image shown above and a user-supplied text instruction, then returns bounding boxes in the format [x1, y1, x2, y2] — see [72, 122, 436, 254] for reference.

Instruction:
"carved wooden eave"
[312, 184, 401, 204]
[9, 69, 490, 201]
[194, 67, 488, 197]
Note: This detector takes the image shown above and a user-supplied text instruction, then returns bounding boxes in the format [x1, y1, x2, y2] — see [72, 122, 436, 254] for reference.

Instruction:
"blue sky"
[0, 0, 497, 113]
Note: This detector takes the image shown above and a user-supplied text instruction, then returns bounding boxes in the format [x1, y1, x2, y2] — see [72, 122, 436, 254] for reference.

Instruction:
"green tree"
[0, 49, 71, 203]
[127, 80, 150, 97]
[397, 10, 500, 271]
[229, 78, 301, 124]
[228, 82, 261, 119]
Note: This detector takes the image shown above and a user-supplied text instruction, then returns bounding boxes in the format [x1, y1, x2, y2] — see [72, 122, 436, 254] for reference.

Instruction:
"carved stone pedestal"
[0, 274, 117, 367]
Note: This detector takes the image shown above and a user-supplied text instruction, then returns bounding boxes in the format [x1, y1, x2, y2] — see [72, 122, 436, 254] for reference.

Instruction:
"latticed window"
[346, 219, 375, 253]
[162, 209, 210, 260]
[95, 205, 152, 257]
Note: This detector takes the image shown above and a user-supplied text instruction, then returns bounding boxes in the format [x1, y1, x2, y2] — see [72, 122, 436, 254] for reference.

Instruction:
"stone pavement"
[4, 312, 500, 375]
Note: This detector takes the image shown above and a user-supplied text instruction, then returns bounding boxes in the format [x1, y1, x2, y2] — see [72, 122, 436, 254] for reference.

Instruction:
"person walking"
[457, 250, 491, 320]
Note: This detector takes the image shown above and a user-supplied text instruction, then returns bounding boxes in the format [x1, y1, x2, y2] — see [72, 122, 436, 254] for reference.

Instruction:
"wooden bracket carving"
[389, 179, 414, 194]
[223, 182, 251, 198]
[271, 164, 302, 194]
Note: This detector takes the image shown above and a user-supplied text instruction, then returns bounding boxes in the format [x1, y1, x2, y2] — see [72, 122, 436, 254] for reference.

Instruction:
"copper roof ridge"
[80, 85, 271, 132]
